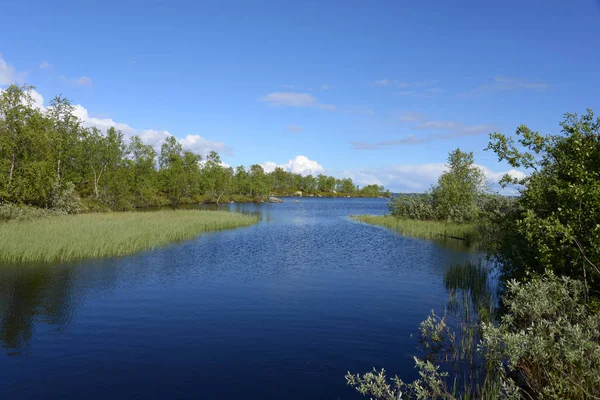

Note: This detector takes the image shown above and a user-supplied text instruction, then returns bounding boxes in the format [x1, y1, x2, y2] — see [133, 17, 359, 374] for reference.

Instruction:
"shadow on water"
[0, 265, 78, 354]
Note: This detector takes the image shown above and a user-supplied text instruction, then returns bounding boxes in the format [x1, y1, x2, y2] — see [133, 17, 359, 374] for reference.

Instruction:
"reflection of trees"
[0, 266, 77, 351]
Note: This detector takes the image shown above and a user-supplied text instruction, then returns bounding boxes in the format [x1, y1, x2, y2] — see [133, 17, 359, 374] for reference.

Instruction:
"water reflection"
[0, 265, 77, 353]
[0, 198, 479, 400]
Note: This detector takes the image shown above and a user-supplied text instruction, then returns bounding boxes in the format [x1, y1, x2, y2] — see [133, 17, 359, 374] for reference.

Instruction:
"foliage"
[486, 110, 600, 289]
[389, 149, 488, 223]
[0, 85, 387, 213]
[348, 273, 600, 400]
[48, 181, 83, 214]
[351, 215, 478, 246]
[481, 273, 600, 399]
[389, 193, 437, 220]
[0, 203, 66, 222]
[0, 210, 258, 263]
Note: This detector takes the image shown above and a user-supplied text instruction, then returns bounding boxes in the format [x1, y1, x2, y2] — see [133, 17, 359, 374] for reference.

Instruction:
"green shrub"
[0, 203, 66, 222]
[347, 273, 600, 400]
[48, 181, 84, 214]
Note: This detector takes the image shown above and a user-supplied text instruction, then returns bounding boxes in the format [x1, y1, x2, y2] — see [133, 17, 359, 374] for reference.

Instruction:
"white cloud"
[259, 92, 317, 107]
[397, 111, 426, 122]
[72, 105, 231, 156]
[0, 54, 229, 158]
[374, 79, 439, 88]
[352, 119, 496, 150]
[179, 134, 232, 156]
[374, 79, 390, 87]
[0, 54, 27, 85]
[39, 61, 52, 69]
[0, 87, 46, 111]
[259, 91, 336, 111]
[60, 75, 93, 87]
[287, 124, 303, 133]
[467, 76, 550, 96]
[261, 155, 325, 176]
[343, 163, 526, 194]
[261, 161, 279, 173]
[321, 84, 333, 90]
[478, 165, 526, 183]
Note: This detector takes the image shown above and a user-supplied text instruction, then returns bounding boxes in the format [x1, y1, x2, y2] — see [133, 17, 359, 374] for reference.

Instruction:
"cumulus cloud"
[343, 163, 526, 194]
[321, 84, 333, 90]
[0, 54, 229, 157]
[39, 61, 52, 69]
[0, 86, 46, 111]
[1, 85, 230, 157]
[261, 155, 325, 176]
[179, 134, 232, 156]
[286, 124, 303, 133]
[72, 105, 231, 156]
[0, 54, 27, 85]
[258, 91, 336, 111]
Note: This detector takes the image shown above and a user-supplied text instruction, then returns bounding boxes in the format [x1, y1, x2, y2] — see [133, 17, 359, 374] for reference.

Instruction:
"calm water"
[0, 198, 474, 399]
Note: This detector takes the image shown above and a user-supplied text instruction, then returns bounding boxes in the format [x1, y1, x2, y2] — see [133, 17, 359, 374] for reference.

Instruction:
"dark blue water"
[0, 198, 473, 399]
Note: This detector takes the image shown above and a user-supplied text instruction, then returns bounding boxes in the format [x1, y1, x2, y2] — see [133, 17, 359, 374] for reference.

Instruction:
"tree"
[487, 110, 600, 289]
[159, 136, 186, 206]
[0, 85, 54, 206]
[46, 96, 81, 185]
[83, 127, 127, 207]
[127, 136, 158, 207]
[431, 149, 486, 222]
[249, 164, 269, 198]
[201, 151, 232, 203]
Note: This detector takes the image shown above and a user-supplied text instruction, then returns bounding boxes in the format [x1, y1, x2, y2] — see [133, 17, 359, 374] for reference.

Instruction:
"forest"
[0, 84, 389, 216]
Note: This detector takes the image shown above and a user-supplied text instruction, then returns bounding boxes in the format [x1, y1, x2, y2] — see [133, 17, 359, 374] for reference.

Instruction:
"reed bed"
[350, 214, 478, 245]
[0, 210, 258, 263]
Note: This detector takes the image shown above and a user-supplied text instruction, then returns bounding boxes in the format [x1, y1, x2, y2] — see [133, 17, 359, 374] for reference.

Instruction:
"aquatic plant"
[351, 215, 478, 246]
[0, 210, 258, 263]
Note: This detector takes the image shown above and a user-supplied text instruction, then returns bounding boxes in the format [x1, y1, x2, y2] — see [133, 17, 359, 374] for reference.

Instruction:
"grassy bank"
[0, 210, 258, 263]
[351, 215, 478, 244]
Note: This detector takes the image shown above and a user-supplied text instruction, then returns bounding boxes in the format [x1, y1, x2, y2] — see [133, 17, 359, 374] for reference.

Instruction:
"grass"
[350, 214, 479, 245]
[0, 210, 258, 263]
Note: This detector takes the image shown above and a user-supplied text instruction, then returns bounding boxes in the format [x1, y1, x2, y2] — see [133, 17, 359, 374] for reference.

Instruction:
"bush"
[347, 273, 600, 400]
[0, 203, 66, 222]
[481, 273, 600, 399]
[389, 194, 437, 220]
[48, 181, 84, 214]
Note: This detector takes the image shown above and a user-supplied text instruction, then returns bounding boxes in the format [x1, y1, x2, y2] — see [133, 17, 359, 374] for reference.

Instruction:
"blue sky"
[1, 0, 599, 192]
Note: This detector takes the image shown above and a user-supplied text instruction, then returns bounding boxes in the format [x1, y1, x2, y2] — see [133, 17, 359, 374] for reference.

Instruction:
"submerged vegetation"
[0, 210, 258, 263]
[347, 110, 600, 399]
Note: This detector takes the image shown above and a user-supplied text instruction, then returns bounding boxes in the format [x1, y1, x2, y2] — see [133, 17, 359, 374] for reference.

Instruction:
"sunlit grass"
[350, 214, 478, 245]
[0, 210, 258, 263]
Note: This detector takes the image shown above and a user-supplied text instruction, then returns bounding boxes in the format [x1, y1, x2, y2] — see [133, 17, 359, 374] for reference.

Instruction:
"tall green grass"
[0, 210, 258, 263]
[351, 214, 478, 245]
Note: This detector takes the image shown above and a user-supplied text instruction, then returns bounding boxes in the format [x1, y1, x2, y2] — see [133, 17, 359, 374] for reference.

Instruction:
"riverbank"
[351, 215, 478, 244]
[0, 210, 258, 263]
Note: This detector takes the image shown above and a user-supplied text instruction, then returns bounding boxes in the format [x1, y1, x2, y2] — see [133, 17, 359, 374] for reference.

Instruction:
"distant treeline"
[0, 85, 389, 212]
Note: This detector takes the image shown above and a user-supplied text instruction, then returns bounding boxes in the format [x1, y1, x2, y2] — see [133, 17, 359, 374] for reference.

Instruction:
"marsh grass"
[351, 215, 478, 245]
[0, 210, 258, 263]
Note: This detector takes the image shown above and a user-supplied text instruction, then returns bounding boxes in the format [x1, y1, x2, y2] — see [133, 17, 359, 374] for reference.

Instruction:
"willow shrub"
[347, 273, 600, 399]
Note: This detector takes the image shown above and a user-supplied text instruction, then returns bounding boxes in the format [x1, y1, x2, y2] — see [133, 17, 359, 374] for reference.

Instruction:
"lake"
[0, 198, 475, 399]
